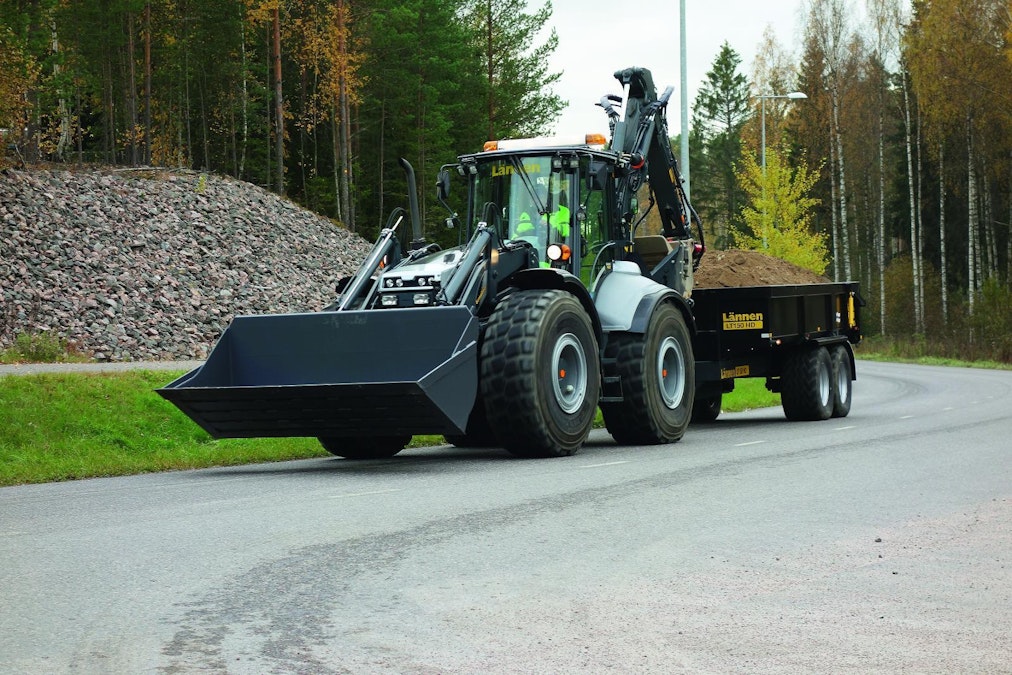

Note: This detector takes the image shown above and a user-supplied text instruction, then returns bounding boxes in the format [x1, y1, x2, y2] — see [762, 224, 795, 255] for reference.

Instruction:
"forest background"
[1, 0, 1011, 362]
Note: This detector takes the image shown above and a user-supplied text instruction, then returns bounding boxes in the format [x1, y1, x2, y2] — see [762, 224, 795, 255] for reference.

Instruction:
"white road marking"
[328, 489, 402, 499]
[735, 440, 766, 447]
[834, 426, 856, 431]
[899, 415, 915, 419]
[580, 460, 629, 468]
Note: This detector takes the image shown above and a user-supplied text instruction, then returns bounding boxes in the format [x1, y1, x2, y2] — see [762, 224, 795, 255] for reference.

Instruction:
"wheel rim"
[657, 336, 686, 409]
[552, 332, 588, 414]
[818, 356, 832, 406]
[835, 355, 850, 404]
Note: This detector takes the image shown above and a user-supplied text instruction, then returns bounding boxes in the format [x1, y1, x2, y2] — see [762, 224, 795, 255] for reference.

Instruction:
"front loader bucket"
[157, 307, 479, 439]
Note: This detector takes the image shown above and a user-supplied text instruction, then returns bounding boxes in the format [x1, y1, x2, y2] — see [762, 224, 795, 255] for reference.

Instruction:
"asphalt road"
[1, 360, 1009, 673]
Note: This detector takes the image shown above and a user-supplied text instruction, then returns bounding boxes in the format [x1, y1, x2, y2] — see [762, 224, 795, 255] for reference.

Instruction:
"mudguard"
[593, 260, 693, 334]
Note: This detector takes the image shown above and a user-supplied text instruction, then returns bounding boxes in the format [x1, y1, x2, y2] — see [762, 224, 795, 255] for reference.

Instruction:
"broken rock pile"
[0, 168, 373, 361]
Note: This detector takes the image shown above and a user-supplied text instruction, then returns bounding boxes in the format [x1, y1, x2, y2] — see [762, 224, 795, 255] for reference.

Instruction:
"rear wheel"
[318, 435, 410, 459]
[601, 303, 694, 444]
[691, 393, 722, 423]
[781, 346, 834, 421]
[481, 289, 600, 457]
[829, 344, 853, 418]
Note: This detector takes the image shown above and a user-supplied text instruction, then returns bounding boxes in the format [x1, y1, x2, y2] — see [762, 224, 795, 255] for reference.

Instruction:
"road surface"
[1, 360, 1009, 673]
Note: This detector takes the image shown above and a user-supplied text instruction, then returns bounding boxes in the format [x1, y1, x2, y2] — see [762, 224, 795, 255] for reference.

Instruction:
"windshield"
[470, 155, 572, 251]
[467, 153, 612, 282]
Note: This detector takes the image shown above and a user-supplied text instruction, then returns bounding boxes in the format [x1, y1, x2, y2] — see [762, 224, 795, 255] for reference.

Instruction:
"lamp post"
[758, 91, 807, 172]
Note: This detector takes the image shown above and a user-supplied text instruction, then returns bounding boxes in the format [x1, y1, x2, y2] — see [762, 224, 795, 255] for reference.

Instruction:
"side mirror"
[436, 169, 451, 201]
[586, 161, 609, 191]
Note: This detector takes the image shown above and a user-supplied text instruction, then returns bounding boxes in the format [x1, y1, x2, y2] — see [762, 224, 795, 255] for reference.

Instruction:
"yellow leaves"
[245, 0, 280, 26]
[735, 148, 829, 275]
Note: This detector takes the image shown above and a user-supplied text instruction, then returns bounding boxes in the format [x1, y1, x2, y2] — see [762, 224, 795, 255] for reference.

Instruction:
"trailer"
[690, 282, 862, 422]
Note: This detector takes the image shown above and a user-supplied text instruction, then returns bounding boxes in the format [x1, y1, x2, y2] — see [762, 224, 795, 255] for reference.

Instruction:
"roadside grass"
[855, 347, 1012, 370]
[1, 370, 779, 487]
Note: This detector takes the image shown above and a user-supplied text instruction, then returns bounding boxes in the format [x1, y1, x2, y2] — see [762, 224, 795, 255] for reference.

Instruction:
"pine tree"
[692, 41, 751, 248]
[461, 0, 564, 140]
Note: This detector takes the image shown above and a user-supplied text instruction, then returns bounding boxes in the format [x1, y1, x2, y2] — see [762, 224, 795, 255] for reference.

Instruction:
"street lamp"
[758, 91, 807, 172]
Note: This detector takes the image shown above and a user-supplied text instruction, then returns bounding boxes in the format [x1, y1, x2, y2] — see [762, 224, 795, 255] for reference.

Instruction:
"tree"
[461, 0, 564, 140]
[804, 0, 858, 282]
[906, 0, 1012, 313]
[0, 24, 37, 165]
[692, 41, 751, 248]
[734, 146, 829, 274]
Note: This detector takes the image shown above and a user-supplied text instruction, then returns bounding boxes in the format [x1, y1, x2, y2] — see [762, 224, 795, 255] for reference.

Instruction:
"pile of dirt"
[694, 249, 829, 288]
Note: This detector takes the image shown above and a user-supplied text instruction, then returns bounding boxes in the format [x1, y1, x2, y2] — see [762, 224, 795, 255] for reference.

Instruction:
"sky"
[544, 0, 809, 137]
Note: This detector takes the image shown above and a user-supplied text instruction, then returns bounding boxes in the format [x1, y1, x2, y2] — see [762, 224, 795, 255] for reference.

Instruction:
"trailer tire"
[781, 346, 834, 421]
[318, 435, 410, 459]
[481, 289, 600, 457]
[830, 344, 852, 418]
[691, 394, 722, 423]
[601, 303, 694, 444]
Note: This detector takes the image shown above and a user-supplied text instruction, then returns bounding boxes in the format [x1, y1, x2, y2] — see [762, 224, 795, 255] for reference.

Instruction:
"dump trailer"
[159, 66, 862, 459]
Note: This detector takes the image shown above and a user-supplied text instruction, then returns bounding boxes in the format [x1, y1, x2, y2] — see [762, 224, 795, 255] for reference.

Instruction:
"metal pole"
[679, 0, 690, 203]
[761, 95, 767, 174]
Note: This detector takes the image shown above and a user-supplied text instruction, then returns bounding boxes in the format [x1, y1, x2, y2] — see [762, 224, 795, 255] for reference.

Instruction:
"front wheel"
[601, 303, 695, 444]
[318, 436, 410, 459]
[444, 396, 498, 448]
[481, 289, 600, 457]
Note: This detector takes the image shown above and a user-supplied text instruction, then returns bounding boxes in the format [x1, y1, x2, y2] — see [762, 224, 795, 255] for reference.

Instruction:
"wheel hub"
[553, 333, 588, 414]
[657, 336, 685, 409]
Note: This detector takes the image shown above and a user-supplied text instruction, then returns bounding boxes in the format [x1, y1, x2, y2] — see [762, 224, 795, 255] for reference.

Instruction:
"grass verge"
[1, 371, 779, 487]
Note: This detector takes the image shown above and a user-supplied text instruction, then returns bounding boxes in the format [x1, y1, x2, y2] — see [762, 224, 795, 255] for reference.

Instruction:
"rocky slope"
[1, 168, 373, 361]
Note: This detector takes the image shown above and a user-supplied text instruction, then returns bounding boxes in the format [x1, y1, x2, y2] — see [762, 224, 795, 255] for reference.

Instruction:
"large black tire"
[601, 303, 694, 444]
[829, 344, 853, 418]
[318, 436, 410, 459]
[480, 289, 600, 457]
[691, 393, 722, 423]
[443, 396, 499, 448]
[781, 346, 834, 421]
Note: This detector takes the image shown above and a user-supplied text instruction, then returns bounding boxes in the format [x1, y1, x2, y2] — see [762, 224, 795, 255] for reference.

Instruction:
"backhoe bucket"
[157, 307, 479, 439]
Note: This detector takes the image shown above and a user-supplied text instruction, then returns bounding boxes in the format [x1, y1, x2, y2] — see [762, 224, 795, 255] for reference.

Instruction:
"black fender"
[499, 268, 604, 345]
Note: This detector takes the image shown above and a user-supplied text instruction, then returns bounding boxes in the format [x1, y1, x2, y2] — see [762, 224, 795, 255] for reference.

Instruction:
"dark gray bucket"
[157, 306, 479, 438]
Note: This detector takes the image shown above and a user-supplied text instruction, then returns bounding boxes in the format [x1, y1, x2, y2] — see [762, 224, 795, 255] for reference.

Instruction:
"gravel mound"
[1, 168, 373, 361]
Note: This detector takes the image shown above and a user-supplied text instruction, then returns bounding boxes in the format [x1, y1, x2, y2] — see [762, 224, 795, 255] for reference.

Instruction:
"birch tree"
[805, 0, 855, 282]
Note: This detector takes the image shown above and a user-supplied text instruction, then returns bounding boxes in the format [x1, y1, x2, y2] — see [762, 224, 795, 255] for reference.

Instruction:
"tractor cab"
[445, 134, 623, 287]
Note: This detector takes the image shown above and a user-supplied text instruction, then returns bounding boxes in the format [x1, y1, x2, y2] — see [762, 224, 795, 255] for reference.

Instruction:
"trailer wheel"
[691, 393, 722, 423]
[318, 435, 410, 459]
[481, 289, 600, 457]
[830, 344, 852, 418]
[601, 303, 694, 444]
[781, 346, 834, 421]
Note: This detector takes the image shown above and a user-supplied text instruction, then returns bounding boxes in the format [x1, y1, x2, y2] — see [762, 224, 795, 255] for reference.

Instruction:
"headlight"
[381, 294, 399, 306]
[413, 293, 431, 305]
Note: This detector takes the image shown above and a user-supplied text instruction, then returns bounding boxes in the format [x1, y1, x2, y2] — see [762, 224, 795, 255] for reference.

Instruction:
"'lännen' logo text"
[722, 311, 764, 330]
